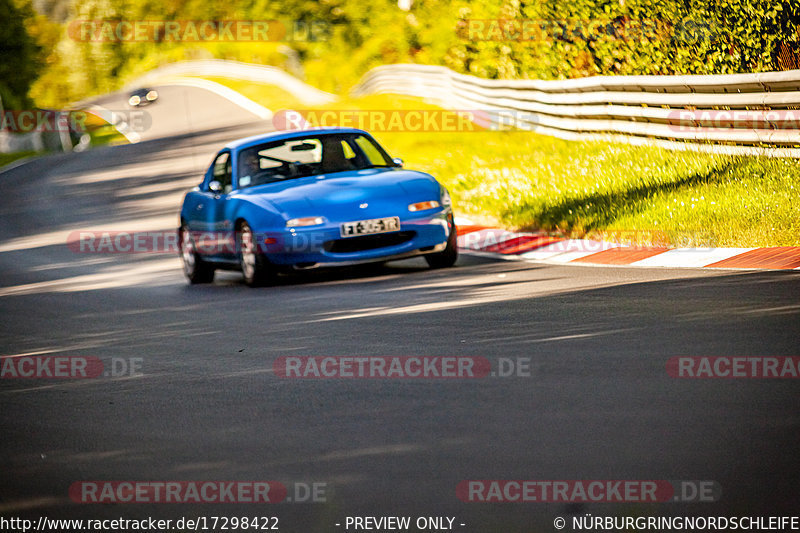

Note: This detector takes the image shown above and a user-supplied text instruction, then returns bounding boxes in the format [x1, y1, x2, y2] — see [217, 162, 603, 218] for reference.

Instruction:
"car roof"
[224, 128, 371, 152]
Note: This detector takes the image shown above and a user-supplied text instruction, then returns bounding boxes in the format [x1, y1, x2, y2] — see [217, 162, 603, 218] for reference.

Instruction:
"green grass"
[377, 131, 800, 248]
[0, 114, 126, 172]
[0, 151, 37, 170]
[203, 78, 800, 247]
[86, 124, 128, 146]
[80, 111, 129, 147]
[202, 77, 308, 111]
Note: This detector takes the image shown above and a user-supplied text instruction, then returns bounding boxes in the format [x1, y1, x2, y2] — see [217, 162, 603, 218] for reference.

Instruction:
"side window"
[341, 140, 356, 159]
[211, 152, 232, 193]
[353, 135, 389, 166]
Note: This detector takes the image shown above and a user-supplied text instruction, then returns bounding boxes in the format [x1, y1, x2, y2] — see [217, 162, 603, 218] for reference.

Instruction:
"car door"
[186, 151, 234, 259]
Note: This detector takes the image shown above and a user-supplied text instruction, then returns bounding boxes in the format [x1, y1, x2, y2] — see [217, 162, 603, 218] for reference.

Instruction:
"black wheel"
[180, 225, 214, 284]
[238, 222, 276, 287]
[425, 214, 458, 269]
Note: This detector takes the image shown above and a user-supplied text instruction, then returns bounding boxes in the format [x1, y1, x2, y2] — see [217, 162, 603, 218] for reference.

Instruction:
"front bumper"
[256, 210, 452, 266]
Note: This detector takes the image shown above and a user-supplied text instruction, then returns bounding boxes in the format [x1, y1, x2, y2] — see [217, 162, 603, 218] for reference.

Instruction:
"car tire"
[238, 222, 275, 287]
[425, 214, 458, 269]
[180, 225, 215, 284]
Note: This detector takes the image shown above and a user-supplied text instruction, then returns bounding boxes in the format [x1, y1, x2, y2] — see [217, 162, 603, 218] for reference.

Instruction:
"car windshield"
[236, 133, 396, 189]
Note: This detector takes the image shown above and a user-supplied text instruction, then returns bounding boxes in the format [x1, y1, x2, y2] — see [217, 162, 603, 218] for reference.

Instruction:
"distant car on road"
[128, 88, 158, 107]
[178, 128, 457, 286]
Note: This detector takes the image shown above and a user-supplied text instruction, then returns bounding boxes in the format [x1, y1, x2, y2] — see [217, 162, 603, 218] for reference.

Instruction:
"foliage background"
[0, 0, 798, 107]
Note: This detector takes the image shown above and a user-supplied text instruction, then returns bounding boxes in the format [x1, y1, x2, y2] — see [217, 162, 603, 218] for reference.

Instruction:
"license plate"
[340, 216, 401, 238]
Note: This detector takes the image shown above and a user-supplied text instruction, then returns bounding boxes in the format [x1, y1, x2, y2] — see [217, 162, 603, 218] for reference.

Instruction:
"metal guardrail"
[7, 61, 798, 157]
[352, 64, 800, 157]
[0, 123, 78, 154]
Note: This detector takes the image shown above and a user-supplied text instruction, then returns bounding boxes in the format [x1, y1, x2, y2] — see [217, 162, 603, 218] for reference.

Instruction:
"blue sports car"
[178, 127, 457, 286]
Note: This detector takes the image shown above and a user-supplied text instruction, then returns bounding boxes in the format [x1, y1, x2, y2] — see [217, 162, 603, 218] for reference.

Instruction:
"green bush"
[0, 0, 42, 109]
[437, 0, 800, 79]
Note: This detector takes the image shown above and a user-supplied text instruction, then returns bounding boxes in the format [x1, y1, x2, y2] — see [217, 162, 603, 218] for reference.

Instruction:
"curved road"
[0, 86, 798, 531]
[87, 82, 270, 142]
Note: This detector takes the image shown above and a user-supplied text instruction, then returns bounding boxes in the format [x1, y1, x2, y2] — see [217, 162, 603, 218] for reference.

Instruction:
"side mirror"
[392, 157, 404, 167]
[208, 180, 223, 194]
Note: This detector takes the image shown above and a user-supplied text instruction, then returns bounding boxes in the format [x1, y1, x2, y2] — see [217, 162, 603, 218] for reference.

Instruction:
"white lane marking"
[738, 304, 800, 315]
[85, 105, 141, 143]
[0, 497, 64, 514]
[0, 214, 177, 253]
[152, 77, 272, 120]
[630, 247, 757, 268]
[0, 258, 180, 297]
[471, 328, 633, 344]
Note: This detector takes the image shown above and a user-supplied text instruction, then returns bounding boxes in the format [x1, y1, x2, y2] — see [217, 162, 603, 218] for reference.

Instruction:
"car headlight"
[408, 200, 440, 212]
[286, 216, 325, 227]
[146, 90, 158, 101]
[128, 95, 141, 106]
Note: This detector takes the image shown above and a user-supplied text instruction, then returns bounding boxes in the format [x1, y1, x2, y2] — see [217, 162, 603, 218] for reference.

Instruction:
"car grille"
[324, 231, 416, 254]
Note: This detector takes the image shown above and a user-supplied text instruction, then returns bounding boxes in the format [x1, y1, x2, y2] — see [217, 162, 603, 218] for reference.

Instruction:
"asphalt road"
[87, 83, 269, 142]
[0, 91, 799, 533]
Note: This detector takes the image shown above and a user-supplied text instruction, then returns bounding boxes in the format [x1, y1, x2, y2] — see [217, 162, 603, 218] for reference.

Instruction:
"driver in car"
[239, 152, 261, 187]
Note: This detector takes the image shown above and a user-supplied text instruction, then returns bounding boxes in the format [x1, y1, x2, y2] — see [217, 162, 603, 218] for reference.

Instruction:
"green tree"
[0, 0, 42, 109]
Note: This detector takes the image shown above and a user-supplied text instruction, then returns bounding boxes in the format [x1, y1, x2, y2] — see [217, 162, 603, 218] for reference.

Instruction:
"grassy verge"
[0, 113, 127, 174]
[206, 78, 799, 247]
[81, 111, 129, 147]
[0, 151, 37, 170]
[86, 124, 128, 146]
[202, 77, 308, 111]
[378, 132, 800, 248]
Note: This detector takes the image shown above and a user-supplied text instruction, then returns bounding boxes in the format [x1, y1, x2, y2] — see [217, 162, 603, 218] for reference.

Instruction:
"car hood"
[234, 168, 441, 216]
